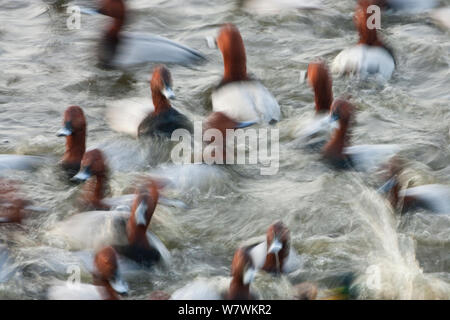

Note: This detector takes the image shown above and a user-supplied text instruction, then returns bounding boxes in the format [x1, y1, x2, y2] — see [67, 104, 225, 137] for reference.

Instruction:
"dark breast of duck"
[113, 244, 161, 267]
[137, 108, 193, 139]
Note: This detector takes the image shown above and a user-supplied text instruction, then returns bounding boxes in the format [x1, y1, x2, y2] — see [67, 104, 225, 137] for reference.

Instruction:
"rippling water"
[0, 0, 449, 299]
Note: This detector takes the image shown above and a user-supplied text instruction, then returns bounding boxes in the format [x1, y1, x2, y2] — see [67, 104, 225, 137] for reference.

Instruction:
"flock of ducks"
[0, 0, 449, 300]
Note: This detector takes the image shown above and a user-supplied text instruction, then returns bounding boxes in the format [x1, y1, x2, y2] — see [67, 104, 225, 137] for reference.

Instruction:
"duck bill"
[324, 113, 339, 130]
[79, 7, 101, 16]
[109, 272, 128, 295]
[57, 126, 72, 137]
[268, 238, 283, 254]
[135, 201, 148, 226]
[243, 267, 256, 285]
[299, 70, 308, 84]
[205, 36, 217, 49]
[162, 87, 175, 100]
[330, 111, 340, 123]
[71, 167, 92, 182]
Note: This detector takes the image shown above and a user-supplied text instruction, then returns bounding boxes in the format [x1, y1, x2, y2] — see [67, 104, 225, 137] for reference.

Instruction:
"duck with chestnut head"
[210, 24, 280, 124]
[246, 222, 302, 275]
[48, 246, 128, 300]
[57, 106, 87, 179]
[81, 0, 205, 68]
[322, 98, 403, 171]
[331, 0, 395, 81]
[137, 65, 193, 139]
[71, 149, 110, 211]
[171, 247, 258, 300]
[50, 181, 171, 266]
[378, 157, 450, 214]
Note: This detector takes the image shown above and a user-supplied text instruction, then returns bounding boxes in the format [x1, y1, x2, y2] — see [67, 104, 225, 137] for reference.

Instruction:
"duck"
[56, 106, 87, 179]
[201, 111, 257, 164]
[210, 24, 281, 124]
[137, 65, 193, 138]
[0, 179, 45, 224]
[112, 184, 164, 266]
[82, 0, 205, 68]
[295, 61, 339, 144]
[323, 98, 403, 170]
[48, 246, 128, 300]
[50, 183, 170, 267]
[107, 65, 193, 138]
[171, 247, 257, 300]
[0, 179, 30, 224]
[71, 148, 187, 210]
[71, 149, 110, 211]
[379, 158, 450, 214]
[331, 0, 395, 81]
[245, 221, 302, 274]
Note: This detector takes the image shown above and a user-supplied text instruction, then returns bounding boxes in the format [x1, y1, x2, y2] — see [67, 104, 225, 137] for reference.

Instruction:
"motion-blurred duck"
[332, 0, 395, 81]
[82, 0, 206, 68]
[245, 221, 302, 274]
[0, 179, 45, 224]
[210, 24, 281, 124]
[48, 246, 128, 300]
[323, 99, 403, 170]
[107, 65, 193, 138]
[171, 247, 258, 300]
[51, 183, 171, 266]
[379, 158, 450, 214]
[57, 106, 87, 179]
[296, 61, 339, 145]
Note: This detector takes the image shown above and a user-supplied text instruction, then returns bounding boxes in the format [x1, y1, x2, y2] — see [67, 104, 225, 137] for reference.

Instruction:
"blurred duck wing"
[146, 230, 172, 265]
[282, 248, 304, 274]
[51, 211, 129, 250]
[344, 144, 403, 172]
[400, 184, 450, 214]
[212, 81, 280, 124]
[106, 97, 154, 137]
[332, 45, 394, 81]
[112, 33, 206, 68]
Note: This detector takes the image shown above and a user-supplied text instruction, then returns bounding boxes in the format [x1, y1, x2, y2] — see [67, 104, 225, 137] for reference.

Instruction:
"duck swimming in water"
[57, 106, 87, 179]
[379, 158, 450, 214]
[323, 99, 403, 171]
[107, 65, 193, 139]
[171, 247, 258, 300]
[246, 221, 302, 274]
[332, 0, 396, 81]
[48, 246, 128, 300]
[72, 149, 110, 211]
[137, 65, 193, 138]
[51, 182, 170, 266]
[210, 24, 281, 124]
[82, 0, 205, 68]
